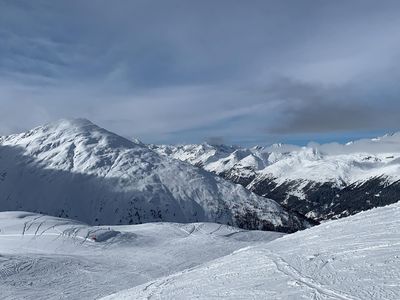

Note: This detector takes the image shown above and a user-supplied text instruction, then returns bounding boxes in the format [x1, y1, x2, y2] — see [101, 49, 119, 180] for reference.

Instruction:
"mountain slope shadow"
[0, 144, 307, 232]
[0, 144, 210, 226]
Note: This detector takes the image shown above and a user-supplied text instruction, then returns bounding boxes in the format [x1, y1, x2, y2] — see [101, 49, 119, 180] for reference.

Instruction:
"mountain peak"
[41, 118, 97, 132]
[0, 120, 309, 233]
[1, 118, 141, 158]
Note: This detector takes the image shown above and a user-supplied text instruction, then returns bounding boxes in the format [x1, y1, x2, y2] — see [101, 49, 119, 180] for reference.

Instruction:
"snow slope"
[103, 202, 400, 300]
[0, 211, 283, 299]
[0, 119, 309, 232]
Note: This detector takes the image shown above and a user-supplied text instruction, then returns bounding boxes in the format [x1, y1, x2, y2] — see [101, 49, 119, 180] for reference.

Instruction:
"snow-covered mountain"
[151, 134, 400, 221]
[0, 119, 310, 232]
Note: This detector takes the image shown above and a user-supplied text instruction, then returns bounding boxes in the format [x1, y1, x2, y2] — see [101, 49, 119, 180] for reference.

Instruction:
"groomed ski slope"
[0, 212, 283, 300]
[1, 203, 399, 300]
[103, 203, 400, 300]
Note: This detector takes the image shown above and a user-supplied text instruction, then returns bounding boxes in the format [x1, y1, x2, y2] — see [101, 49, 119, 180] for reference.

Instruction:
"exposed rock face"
[249, 175, 400, 221]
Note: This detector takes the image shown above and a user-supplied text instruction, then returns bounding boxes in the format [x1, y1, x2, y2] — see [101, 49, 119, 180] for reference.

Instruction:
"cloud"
[1, 1, 400, 145]
[265, 78, 400, 135]
[205, 137, 226, 146]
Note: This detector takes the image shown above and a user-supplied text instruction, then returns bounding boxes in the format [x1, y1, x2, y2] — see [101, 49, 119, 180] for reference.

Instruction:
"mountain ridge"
[150, 133, 400, 220]
[0, 118, 310, 232]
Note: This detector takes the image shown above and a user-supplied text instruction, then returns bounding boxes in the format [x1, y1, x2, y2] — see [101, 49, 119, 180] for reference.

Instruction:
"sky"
[1, 0, 400, 146]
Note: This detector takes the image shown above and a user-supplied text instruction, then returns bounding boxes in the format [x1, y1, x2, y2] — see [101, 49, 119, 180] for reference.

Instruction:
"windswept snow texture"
[0, 211, 283, 300]
[151, 135, 400, 220]
[103, 203, 400, 300]
[0, 119, 309, 232]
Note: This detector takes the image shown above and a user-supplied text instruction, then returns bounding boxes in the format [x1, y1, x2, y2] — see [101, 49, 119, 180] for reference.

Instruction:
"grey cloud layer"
[1, 0, 400, 144]
[266, 78, 400, 134]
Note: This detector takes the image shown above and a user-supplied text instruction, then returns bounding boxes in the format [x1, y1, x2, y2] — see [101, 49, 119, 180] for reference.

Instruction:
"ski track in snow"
[103, 203, 400, 300]
[0, 211, 284, 300]
[269, 253, 359, 300]
[1, 198, 400, 299]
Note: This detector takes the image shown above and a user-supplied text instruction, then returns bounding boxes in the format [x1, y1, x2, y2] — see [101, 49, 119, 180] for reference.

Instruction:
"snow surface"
[103, 202, 400, 300]
[1, 203, 399, 299]
[0, 119, 309, 232]
[0, 211, 283, 299]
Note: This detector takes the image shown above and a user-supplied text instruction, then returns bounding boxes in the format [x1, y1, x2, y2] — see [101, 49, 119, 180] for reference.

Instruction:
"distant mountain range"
[0, 119, 310, 233]
[151, 133, 400, 221]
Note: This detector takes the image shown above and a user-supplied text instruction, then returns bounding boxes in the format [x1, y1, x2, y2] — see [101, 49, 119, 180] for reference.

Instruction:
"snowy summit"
[0, 119, 309, 233]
